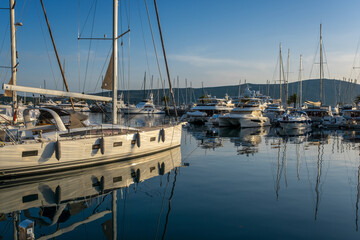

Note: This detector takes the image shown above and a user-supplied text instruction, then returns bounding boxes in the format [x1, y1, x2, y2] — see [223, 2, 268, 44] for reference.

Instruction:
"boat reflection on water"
[339, 130, 360, 231]
[269, 128, 328, 220]
[184, 124, 213, 141]
[0, 147, 181, 240]
[185, 125, 269, 155]
[184, 123, 360, 235]
[342, 130, 360, 143]
[218, 127, 269, 156]
[307, 130, 331, 144]
[276, 127, 311, 138]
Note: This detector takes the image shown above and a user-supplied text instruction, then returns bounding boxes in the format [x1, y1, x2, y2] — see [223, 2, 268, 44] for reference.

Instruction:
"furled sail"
[4, 77, 13, 97]
[101, 52, 113, 90]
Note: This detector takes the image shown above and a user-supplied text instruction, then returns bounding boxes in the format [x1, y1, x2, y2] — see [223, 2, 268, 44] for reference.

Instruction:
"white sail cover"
[304, 101, 321, 107]
[4, 77, 13, 97]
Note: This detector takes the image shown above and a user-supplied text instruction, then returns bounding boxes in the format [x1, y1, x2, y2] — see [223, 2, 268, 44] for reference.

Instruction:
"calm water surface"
[1, 114, 360, 239]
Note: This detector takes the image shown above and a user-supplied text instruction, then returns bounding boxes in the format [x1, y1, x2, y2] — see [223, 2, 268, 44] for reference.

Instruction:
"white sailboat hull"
[0, 123, 183, 178]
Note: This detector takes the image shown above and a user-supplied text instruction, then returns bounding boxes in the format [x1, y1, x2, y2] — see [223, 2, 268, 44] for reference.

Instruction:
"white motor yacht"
[302, 101, 331, 126]
[186, 94, 234, 124]
[104, 93, 128, 113]
[341, 108, 360, 129]
[278, 111, 312, 131]
[57, 101, 91, 112]
[263, 102, 285, 124]
[218, 100, 270, 128]
[121, 93, 164, 114]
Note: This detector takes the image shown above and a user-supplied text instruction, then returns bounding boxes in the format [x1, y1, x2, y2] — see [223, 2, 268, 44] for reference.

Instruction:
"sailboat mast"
[153, 0, 177, 117]
[185, 78, 188, 105]
[9, 0, 17, 118]
[177, 76, 179, 106]
[157, 78, 160, 105]
[190, 81, 193, 104]
[299, 54, 303, 107]
[112, 0, 118, 124]
[319, 23, 323, 104]
[286, 49, 290, 107]
[143, 72, 146, 99]
[279, 43, 282, 103]
[40, 0, 75, 110]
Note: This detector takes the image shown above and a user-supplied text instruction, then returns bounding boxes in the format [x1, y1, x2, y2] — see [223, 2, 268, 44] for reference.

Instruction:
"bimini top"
[24, 107, 89, 131]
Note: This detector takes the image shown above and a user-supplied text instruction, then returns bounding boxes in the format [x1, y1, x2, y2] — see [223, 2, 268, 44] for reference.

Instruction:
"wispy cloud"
[169, 54, 272, 71]
[302, 51, 356, 79]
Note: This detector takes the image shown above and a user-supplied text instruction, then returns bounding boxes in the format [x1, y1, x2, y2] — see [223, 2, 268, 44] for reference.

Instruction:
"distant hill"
[103, 78, 360, 106]
[2, 78, 358, 106]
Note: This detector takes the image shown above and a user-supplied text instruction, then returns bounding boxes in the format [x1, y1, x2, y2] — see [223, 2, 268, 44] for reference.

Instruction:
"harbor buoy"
[100, 137, 105, 155]
[55, 140, 61, 161]
[136, 132, 141, 147]
[160, 129, 165, 142]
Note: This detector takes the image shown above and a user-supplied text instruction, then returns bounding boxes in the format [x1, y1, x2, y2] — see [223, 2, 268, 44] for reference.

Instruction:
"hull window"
[113, 141, 123, 147]
[22, 150, 38, 157]
[113, 176, 122, 183]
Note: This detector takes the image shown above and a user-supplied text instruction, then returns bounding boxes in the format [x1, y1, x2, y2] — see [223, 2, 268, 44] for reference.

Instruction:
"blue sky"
[1, 0, 360, 93]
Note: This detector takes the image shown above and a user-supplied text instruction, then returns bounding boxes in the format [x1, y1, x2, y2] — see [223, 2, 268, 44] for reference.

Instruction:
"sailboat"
[303, 24, 331, 126]
[0, 0, 183, 179]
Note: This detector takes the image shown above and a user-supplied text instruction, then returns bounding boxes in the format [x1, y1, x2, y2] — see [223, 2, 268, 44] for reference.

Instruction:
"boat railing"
[0, 125, 19, 144]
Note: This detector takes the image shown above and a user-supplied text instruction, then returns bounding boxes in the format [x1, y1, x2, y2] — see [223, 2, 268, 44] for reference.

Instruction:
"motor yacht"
[218, 99, 270, 128]
[121, 93, 164, 114]
[185, 94, 234, 124]
[278, 110, 312, 131]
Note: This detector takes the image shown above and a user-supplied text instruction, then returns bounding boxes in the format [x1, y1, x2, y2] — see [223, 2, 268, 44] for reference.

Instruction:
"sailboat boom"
[3, 84, 112, 102]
